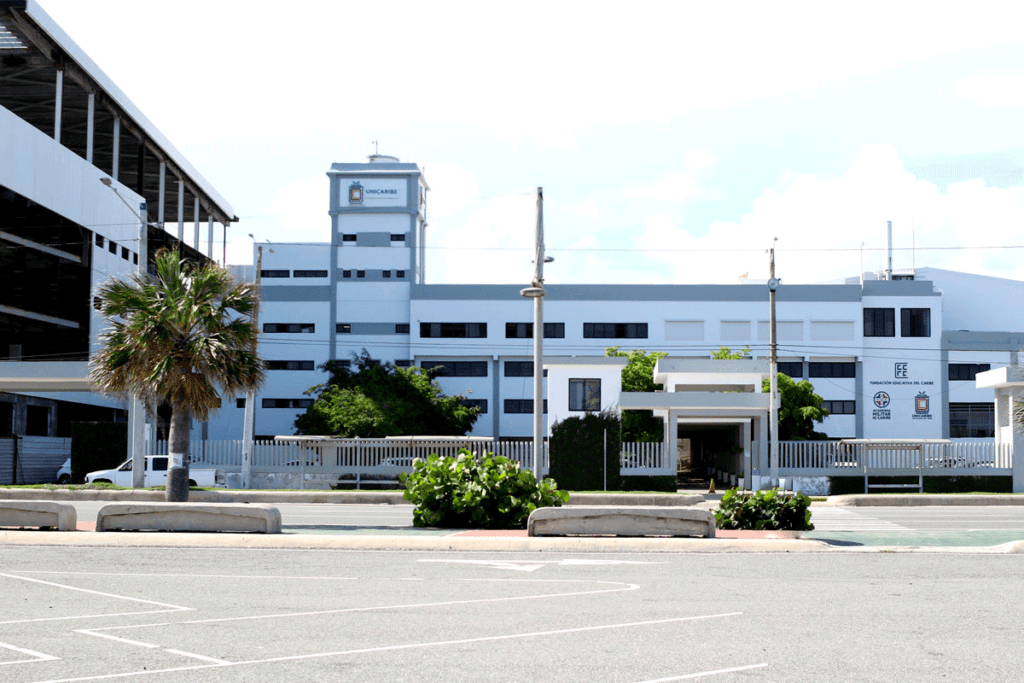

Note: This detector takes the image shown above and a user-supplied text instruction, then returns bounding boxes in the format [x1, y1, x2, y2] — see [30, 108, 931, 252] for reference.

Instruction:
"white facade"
[206, 157, 1024, 444]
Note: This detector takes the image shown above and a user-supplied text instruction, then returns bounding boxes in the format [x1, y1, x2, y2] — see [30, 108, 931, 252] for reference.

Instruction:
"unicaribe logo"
[912, 391, 932, 420]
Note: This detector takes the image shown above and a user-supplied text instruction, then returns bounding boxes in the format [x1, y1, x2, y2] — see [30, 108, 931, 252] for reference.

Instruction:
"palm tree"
[90, 248, 265, 501]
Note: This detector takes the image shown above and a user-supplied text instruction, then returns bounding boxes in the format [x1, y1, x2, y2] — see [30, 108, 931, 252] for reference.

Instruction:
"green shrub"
[399, 449, 569, 529]
[549, 410, 622, 491]
[714, 487, 814, 531]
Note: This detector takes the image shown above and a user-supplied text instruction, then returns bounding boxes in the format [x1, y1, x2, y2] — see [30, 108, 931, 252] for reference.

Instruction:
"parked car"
[56, 458, 72, 485]
[85, 456, 222, 488]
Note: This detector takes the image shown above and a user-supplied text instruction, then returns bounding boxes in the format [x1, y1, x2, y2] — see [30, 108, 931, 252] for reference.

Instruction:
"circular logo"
[873, 391, 890, 408]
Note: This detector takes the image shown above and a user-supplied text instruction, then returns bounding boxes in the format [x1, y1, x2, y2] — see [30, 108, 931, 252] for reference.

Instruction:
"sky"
[42, 0, 1024, 286]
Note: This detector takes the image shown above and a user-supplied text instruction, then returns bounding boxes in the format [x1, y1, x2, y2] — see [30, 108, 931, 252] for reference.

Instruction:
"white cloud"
[623, 150, 717, 204]
[956, 74, 1024, 108]
[636, 144, 1024, 284]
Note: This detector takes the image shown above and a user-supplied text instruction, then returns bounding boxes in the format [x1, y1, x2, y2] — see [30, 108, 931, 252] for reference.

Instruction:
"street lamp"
[99, 176, 150, 489]
[520, 188, 548, 480]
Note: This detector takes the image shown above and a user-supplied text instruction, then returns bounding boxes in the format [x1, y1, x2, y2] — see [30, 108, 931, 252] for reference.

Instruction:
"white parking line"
[635, 662, 769, 682]
[0, 641, 59, 666]
[0, 573, 193, 625]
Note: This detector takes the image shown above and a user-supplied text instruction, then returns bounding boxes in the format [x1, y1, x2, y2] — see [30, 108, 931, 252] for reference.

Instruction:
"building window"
[461, 399, 488, 413]
[121, 246, 130, 260]
[357, 270, 366, 278]
[569, 378, 601, 412]
[294, 270, 328, 278]
[504, 399, 547, 414]
[808, 362, 856, 378]
[342, 270, 352, 278]
[421, 361, 488, 377]
[332, 359, 351, 369]
[383, 270, 391, 278]
[263, 323, 315, 333]
[821, 400, 856, 415]
[420, 322, 487, 338]
[863, 308, 895, 337]
[342, 234, 357, 242]
[949, 403, 995, 438]
[336, 324, 351, 334]
[93, 296, 103, 311]
[395, 360, 412, 368]
[236, 398, 245, 408]
[777, 361, 803, 378]
[901, 308, 931, 337]
[108, 240, 117, 254]
[396, 270, 406, 279]
[133, 253, 138, 265]
[583, 323, 647, 339]
[265, 360, 315, 371]
[261, 270, 290, 278]
[949, 363, 992, 381]
[505, 322, 565, 338]
[390, 234, 406, 242]
[504, 361, 547, 378]
[262, 398, 315, 409]
[95, 235, 104, 247]
[395, 323, 410, 334]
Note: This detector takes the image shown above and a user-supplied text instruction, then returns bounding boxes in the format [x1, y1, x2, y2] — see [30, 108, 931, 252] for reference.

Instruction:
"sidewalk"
[3, 487, 1023, 554]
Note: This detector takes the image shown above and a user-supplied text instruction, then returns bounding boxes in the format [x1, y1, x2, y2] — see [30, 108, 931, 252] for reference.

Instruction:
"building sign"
[872, 391, 891, 420]
[864, 357, 940, 437]
[344, 179, 406, 206]
[913, 392, 932, 420]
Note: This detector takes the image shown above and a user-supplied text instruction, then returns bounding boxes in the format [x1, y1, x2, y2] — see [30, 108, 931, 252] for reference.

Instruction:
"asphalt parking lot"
[2, 546, 1023, 683]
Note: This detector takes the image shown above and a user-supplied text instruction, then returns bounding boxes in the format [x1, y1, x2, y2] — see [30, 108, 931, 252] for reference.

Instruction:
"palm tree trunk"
[166, 403, 191, 502]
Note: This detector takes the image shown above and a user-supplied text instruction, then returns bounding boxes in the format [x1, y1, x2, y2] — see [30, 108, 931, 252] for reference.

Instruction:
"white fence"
[154, 437, 670, 485]
[777, 441, 1012, 475]
[0, 436, 72, 484]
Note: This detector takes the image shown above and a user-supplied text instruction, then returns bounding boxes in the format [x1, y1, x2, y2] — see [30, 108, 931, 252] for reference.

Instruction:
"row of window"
[94, 234, 138, 265]
[418, 322, 648, 339]
[776, 362, 857, 379]
[260, 270, 330, 278]
[863, 308, 931, 338]
[948, 363, 991, 381]
[342, 269, 406, 279]
[341, 233, 406, 242]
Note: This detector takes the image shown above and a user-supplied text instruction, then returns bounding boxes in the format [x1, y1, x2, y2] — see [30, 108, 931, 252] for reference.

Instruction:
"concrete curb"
[0, 489, 705, 507]
[95, 502, 282, 533]
[3, 529, 1023, 554]
[829, 494, 1024, 507]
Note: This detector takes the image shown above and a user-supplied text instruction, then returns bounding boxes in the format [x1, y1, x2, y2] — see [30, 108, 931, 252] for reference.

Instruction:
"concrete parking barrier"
[0, 501, 77, 531]
[95, 503, 282, 533]
[528, 505, 716, 538]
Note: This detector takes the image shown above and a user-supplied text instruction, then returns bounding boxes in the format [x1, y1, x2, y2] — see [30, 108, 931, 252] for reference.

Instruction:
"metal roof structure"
[0, 0, 235, 226]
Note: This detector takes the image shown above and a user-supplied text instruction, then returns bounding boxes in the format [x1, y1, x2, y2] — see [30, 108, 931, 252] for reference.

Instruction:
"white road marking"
[810, 508, 911, 532]
[419, 558, 659, 571]
[635, 662, 769, 682]
[21, 613, 746, 683]
[73, 631, 159, 649]
[17, 571, 357, 581]
[161, 649, 232, 665]
[0, 641, 59, 666]
[82, 579, 640, 633]
[0, 573, 193, 625]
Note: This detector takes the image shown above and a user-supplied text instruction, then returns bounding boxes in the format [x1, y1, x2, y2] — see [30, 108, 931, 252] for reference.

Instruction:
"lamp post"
[520, 188, 551, 481]
[240, 235, 266, 489]
[768, 240, 779, 489]
[100, 177, 149, 489]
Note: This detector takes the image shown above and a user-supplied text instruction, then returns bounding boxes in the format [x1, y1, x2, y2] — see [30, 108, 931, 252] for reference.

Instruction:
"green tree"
[294, 351, 479, 437]
[762, 373, 829, 440]
[90, 248, 265, 501]
[606, 347, 667, 442]
[711, 345, 751, 359]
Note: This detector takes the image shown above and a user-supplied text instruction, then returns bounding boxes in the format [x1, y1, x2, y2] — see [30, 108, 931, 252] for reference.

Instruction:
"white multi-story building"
[207, 157, 1024, 446]
[0, 2, 235, 443]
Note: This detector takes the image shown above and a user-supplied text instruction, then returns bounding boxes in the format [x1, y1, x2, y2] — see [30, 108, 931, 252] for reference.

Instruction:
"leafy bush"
[549, 410, 622, 491]
[714, 487, 815, 531]
[399, 449, 569, 529]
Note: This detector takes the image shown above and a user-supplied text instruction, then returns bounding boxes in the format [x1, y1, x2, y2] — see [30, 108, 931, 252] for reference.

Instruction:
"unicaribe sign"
[346, 180, 406, 206]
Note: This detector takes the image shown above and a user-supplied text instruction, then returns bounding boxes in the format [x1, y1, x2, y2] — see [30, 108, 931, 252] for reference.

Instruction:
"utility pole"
[768, 239, 779, 489]
[130, 200, 148, 489]
[241, 241, 264, 489]
[520, 188, 547, 480]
